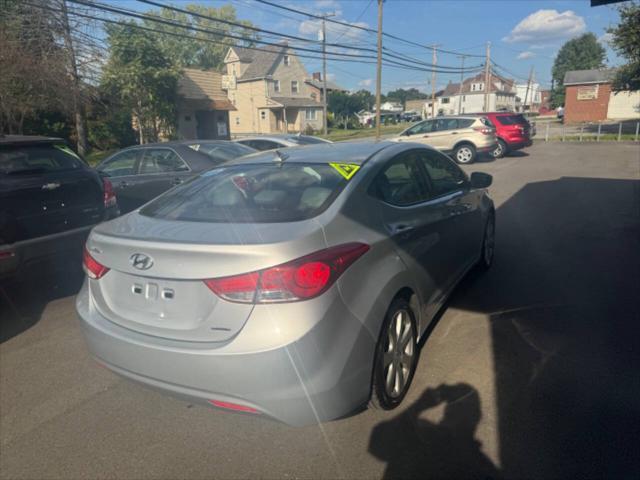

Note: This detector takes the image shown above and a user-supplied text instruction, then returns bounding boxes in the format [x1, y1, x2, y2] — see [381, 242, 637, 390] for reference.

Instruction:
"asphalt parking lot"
[1, 142, 639, 479]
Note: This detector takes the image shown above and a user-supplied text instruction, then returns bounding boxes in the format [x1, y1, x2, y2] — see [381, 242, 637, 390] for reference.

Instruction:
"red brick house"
[563, 69, 615, 123]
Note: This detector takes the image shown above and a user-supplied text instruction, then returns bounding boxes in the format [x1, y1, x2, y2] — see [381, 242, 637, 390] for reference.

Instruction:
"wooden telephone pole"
[320, 13, 335, 136]
[523, 66, 534, 113]
[456, 54, 468, 115]
[375, 0, 383, 140]
[429, 44, 442, 118]
[484, 41, 491, 112]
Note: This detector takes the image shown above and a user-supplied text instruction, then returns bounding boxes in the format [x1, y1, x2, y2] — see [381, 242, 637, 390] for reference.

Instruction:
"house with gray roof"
[222, 44, 325, 135]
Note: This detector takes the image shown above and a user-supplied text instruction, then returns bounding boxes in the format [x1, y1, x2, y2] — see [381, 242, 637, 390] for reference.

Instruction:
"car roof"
[229, 141, 396, 166]
[236, 134, 327, 141]
[0, 135, 64, 146]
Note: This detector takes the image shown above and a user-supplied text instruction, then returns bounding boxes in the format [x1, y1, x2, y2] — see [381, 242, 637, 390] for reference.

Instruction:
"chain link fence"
[537, 119, 640, 142]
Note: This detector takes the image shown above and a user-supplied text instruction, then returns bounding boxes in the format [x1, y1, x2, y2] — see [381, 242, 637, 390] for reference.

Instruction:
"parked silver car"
[76, 141, 495, 425]
[235, 134, 332, 151]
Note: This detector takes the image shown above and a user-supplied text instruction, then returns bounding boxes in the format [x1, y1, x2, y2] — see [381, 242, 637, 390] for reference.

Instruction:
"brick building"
[563, 69, 615, 123]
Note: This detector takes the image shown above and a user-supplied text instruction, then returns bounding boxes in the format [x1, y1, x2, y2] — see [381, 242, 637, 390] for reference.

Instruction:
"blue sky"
[120, 0, 624, 92]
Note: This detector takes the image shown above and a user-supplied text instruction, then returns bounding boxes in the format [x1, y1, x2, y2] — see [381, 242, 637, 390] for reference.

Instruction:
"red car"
[482, 112, 533, 158]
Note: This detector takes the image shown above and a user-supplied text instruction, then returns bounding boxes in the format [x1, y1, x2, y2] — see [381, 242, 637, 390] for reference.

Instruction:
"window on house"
[260, 111, 266, 120]
[291, 80, 299, 94]
[441, 97, 450, 104]
[232, 64, 236, 75]
[274, 80, 280, 93]
[283, 55, 290, 66]
[305, 109, 317, 120]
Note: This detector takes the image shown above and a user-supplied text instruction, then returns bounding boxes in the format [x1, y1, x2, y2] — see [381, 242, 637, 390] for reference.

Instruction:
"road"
[1, 142, 639, 479]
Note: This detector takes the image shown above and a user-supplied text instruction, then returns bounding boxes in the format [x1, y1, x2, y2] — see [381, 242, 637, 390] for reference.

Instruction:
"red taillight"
[83, 246, 110, 279]
[208, 400, 260, 414]
[473, 127, 494, 135]
[204, 242, 370, 304]
[103, 178, 117, 208]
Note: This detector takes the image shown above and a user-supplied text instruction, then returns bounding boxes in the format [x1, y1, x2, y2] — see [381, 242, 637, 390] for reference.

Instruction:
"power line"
[252, 0, 485, 58]
[132, 0, 475, 72]
[27, 1, 473, 74]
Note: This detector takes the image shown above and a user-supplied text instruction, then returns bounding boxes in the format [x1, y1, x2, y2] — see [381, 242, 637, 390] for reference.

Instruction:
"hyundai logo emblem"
[130, 253, 154, 270]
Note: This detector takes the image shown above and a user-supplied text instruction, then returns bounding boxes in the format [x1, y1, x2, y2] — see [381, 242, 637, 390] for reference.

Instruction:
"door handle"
[422, 135, 430, 138]
[387, 223, 415, 235]
[450, 131, 458, 134]
[41, 182, 61, 191]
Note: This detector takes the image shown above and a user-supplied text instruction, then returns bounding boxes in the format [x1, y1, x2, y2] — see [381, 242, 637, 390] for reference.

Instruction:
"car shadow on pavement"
[0, 258, 84, 343]
[369, 383, 502, 479]
[450, 176, 640, 478]
[367, 176, 639, 478]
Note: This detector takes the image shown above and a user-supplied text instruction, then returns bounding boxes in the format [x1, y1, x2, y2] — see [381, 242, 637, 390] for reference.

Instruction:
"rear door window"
[0, 144, 82, 175]
[406, 120, 434, 135]
[494, 114, 527, 126]
[457, 118, 475, 128]
[99, 150, 139, 177]
[141, 163, 349, 223]
[435, 118, 460, 132]
[139, 149, 189, 174]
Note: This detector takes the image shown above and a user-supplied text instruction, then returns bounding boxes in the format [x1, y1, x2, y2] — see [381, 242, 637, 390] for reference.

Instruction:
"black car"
[0, 135, 117, 279]
[96, 141, 256, 214]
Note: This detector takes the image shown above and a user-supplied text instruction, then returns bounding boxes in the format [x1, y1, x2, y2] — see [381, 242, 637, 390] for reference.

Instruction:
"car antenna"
[273, 149, 288, 164]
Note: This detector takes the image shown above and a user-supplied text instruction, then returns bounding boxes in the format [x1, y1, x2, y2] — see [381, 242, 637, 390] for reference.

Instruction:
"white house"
[436, 73, 517, 115]
[515, 82, 542, 112]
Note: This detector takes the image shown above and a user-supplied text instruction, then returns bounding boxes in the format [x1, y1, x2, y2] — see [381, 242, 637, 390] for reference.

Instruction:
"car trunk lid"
[87, 214, 327, 342]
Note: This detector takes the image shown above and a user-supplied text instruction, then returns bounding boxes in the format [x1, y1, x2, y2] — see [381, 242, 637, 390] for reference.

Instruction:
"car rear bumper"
[76, 281, 376, 426]
[0, 225, 93, 279]
[477, 143, 498, 153]
[504, 139, 533, 151]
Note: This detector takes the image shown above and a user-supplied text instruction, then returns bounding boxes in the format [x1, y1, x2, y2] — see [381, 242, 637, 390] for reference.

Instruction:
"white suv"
[392, 116, 497, 164]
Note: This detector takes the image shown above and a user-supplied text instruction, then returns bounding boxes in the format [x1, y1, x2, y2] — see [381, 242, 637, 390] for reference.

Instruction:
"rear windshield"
[0, 144, 83, 175]
[189, 142, 256, 162]
[140, 163, 349, 223]
[494, 114, 528, 126]
[287, 136, 328, 145]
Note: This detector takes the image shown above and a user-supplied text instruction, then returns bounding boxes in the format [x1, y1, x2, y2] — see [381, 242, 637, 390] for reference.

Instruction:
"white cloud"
[299, 18, 369, 41]
[517, 51, 535, 60]
[358, 78, 373, 87]
[503, 10, 586, 44]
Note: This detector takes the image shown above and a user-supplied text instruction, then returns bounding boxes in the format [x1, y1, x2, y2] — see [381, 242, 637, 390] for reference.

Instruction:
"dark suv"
[0, 136, 118, 278]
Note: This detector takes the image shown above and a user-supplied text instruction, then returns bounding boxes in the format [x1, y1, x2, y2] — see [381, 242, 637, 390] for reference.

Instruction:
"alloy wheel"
[492, 142, 503, 158]
[382, 309, 415, 398]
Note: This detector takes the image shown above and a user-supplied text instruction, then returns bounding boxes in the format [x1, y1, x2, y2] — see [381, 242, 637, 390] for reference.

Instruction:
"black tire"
[492, 139, 507, 159]
[370, 297, 419, 410]
[453, 143, 476, 164]
[477, 211, 495, 270]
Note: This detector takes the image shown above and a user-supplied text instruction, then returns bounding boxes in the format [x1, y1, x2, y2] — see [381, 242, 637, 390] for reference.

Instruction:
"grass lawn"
[85, 149, 117, 166]
[318, 124, 406, 142]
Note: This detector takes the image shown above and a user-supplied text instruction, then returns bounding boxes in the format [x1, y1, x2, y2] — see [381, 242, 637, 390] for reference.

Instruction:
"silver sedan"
[76, 141, 495, 425]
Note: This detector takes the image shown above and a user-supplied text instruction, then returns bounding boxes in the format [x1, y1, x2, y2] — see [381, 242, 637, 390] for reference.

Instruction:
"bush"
[304, 124, 316, 135]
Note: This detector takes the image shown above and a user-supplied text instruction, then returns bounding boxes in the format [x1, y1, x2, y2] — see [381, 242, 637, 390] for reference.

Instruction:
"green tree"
[101, 22, 180, 144]
[353, 89, 375, 111]
[144, 4, 257, 70]
[607, 2, 640, 91]
[385, 88, 428, 108]
[551, 33, 606, 107]
[327, 91, 365, 129]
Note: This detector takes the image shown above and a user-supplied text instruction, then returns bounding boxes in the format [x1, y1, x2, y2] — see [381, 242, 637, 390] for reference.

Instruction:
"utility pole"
[523, 66, 534, 113]
[320, 13, 335, 136]
[456, 55, 467, 115]
[429, 44, 441, 118]
[375, 0, 383, 140]
[484, 41, 491, 112]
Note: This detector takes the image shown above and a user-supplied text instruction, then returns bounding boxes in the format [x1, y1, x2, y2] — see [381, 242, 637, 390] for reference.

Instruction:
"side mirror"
[470, 172, 492, 189]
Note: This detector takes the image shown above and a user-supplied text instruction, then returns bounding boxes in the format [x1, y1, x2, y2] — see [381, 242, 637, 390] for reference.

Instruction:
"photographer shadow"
[369, 383, 501, 480]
